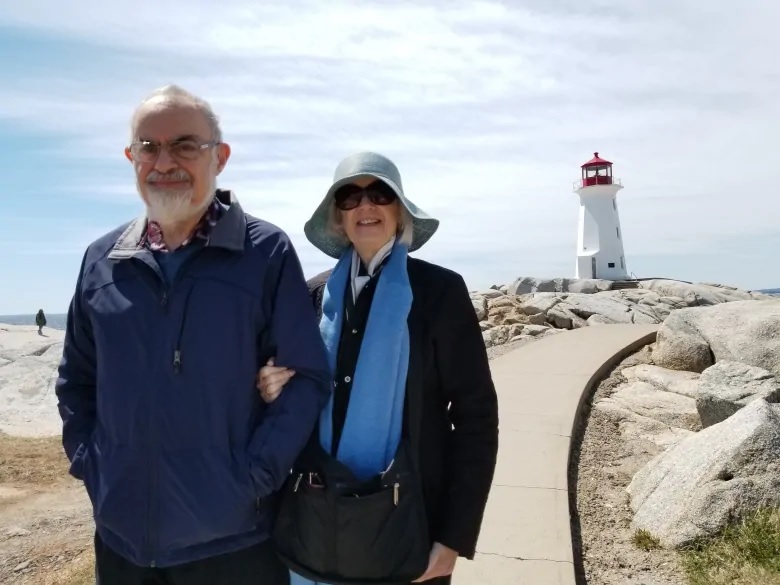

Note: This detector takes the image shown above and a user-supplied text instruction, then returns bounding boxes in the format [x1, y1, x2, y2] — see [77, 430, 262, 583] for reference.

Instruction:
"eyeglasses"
[333, 181, 398, 211]
[128, 139, 220, 163]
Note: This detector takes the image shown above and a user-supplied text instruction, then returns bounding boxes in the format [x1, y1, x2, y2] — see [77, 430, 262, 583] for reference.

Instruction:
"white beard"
[141, 171, 216, 225]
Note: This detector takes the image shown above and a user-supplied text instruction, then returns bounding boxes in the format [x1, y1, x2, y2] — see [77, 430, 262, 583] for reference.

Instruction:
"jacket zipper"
[140, 247, 203, 566]
[168, 253, 201, 376]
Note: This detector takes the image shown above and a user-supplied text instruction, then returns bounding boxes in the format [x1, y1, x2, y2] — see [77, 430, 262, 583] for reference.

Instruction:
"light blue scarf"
[292, 241, 412, 585]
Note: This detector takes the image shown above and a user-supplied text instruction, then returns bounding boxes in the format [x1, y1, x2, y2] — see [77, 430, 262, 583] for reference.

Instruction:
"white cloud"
[1, 0, 779, 315]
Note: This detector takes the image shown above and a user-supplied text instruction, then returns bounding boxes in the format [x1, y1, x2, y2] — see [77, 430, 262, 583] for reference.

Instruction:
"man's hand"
[412, 542, 459, 582]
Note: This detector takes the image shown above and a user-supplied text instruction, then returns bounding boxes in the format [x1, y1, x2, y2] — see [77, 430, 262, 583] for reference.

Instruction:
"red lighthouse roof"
[581, 152, 612, 168]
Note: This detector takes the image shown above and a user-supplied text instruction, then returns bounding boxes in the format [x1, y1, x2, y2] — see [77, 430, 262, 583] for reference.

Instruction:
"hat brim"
[304, 172, 439, 259]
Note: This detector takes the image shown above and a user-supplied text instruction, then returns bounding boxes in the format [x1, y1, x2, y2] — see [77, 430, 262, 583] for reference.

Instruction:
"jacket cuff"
[432, 529, 477, 560]
[67, 441, 89, 481]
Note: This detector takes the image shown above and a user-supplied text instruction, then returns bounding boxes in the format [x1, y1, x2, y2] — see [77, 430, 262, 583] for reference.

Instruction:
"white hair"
[327, 203, 414, 248]
[131, 84, 223, 142]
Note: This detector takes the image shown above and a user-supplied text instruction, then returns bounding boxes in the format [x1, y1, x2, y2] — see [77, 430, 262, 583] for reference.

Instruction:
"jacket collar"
[108, 189, 246, 260]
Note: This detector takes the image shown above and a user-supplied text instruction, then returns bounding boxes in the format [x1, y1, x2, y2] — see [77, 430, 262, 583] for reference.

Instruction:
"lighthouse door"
[591, 257, 597, 278]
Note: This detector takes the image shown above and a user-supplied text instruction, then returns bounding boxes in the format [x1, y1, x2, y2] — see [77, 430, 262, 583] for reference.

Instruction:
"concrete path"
[455, 324, 659, 585]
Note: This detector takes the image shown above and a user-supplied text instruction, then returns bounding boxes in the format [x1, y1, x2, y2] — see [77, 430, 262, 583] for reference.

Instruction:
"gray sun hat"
[304, 151, 440, 259]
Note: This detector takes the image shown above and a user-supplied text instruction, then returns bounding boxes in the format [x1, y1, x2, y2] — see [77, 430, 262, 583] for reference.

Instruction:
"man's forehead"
[133, 99, 211, 140]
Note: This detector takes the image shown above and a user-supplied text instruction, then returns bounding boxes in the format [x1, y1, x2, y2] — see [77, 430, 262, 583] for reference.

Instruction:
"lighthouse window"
[620, 256, 625, 269]
[608, 262, 615, 268]
[616, 227, 621, 239]
[613, 199, 616, 210]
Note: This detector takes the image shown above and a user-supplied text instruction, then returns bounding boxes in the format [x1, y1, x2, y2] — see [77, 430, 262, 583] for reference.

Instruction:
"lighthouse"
[573, 152, 629, 280]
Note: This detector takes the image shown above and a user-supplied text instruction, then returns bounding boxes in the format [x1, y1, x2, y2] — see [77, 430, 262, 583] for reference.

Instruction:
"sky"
[1, 0, 778, 314]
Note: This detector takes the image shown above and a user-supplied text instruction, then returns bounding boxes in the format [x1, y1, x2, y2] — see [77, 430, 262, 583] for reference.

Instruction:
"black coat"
[307, 256, 499, 560]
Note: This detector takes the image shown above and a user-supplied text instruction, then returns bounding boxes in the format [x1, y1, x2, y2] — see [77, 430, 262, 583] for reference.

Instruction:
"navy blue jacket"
[55, 190, 331, 568]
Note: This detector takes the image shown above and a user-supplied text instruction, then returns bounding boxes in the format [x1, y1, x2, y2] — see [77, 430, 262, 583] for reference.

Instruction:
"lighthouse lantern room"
[574, 152, 629, 280]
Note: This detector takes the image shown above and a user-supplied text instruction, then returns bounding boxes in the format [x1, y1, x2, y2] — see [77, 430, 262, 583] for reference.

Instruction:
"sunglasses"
[333, 181, 398, 211]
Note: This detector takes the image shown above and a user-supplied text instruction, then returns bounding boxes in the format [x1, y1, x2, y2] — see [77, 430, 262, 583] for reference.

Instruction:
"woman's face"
[338, 177, 400, 257]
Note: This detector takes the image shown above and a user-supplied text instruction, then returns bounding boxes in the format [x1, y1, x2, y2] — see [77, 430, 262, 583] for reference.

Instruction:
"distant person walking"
[35, 309, 46, 335]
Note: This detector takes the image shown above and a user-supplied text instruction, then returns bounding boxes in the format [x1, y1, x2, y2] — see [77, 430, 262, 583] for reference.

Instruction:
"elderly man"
[55, 85, 331, 585]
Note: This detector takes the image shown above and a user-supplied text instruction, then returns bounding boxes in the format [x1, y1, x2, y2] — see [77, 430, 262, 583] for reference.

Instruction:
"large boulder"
[517, 293, 562, 316]
[652, 300, 780, 375]
[639, 279, 765, 305]
[562, 294, 663, 325]
[597, 381, 701, 431]
[621, 364, 701, 398]
[696, 361, 780, 427]
[546, 304, 587, 329]
[471, 298, 487, 321]
[627, 399, 780, 548]
[566, 279, 614, 294]
[507, 276, 613, 295]
[507, 277, 566, 295]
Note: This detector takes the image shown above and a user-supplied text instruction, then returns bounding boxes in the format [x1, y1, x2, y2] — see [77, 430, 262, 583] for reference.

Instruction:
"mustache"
[146, 169, 192, 184]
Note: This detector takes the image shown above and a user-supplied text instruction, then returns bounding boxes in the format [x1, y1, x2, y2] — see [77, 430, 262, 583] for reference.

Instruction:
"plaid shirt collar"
[143, 198, 223, 252]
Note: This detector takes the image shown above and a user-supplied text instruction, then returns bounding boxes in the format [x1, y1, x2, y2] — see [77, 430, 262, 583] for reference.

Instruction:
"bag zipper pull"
[293, 473, 303, 492]
[393, 483, 400, 506]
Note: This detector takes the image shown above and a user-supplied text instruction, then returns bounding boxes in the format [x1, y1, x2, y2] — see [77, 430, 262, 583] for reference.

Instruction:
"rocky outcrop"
[598, 381, 701, 432]
[471, 278, 776, 349]
[621, 364, 700, 399]
[639, 279, 773, 305]
[578, 295, 780, 551]
[506, 276, 613, 295]
[627, 399, 780, 548]
[652, 300, 780, 376]
[0, 325, 65, 437]
[594, 363, 701, 451]
[696, 361, 780, 428]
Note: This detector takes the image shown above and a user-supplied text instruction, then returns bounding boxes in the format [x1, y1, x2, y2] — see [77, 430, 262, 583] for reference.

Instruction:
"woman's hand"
[412, 542, 458, 582]
[256, 358, 295, 404]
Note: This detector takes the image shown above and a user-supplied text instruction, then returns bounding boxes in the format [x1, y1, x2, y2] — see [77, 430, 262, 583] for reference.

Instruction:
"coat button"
[344, 376, 352, 383]
[352, 329, 358, 334]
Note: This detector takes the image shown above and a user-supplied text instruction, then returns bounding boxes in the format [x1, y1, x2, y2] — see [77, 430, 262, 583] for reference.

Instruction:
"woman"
[259, 152, 499, 585]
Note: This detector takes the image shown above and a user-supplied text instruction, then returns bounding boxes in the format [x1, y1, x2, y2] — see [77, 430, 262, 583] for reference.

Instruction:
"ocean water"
[0, 314, 68, 331]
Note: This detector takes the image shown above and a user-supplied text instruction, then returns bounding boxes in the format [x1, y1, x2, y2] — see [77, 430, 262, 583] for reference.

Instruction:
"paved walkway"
[455, 324, 659, 585]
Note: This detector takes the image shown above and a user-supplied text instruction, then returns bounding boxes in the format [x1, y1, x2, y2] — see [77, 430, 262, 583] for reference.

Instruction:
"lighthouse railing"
[573, 177, 622, 191]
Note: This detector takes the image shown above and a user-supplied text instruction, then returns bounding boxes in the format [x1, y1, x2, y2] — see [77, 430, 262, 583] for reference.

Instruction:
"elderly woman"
[259, 152, 499, 585]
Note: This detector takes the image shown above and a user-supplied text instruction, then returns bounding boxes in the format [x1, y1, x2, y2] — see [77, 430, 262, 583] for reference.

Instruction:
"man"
[55, 85, 331, 584]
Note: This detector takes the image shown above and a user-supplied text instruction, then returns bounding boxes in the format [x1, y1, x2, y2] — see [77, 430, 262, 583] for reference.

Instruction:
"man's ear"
[124, 146, 133, 162]
[216, 143, 231, 175]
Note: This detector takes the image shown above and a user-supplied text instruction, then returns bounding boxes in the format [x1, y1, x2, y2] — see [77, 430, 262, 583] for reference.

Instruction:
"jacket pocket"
[93, 443, 147, 550]
[69, 440, 100, 506]
[155, 447, 259, 552]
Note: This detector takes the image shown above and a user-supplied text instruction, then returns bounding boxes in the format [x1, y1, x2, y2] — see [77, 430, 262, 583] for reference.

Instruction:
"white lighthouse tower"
[574, 152, 629, 280]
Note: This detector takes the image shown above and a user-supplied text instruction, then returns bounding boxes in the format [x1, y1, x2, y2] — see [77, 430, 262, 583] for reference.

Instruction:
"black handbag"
[273, 374, 429, 584]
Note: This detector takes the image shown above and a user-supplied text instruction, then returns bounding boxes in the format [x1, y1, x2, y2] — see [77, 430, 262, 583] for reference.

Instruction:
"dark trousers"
[95, 533, 290, 585]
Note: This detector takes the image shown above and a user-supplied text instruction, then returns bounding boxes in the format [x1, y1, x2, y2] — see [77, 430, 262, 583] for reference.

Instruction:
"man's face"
[125, 99, 230, 224]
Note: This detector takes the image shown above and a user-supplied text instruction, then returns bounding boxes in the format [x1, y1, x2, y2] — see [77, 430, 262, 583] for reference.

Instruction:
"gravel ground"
[569, 346, 688, 585]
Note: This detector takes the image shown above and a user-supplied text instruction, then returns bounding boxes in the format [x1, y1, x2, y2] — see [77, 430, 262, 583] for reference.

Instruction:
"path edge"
[566, 328, 659, 585]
